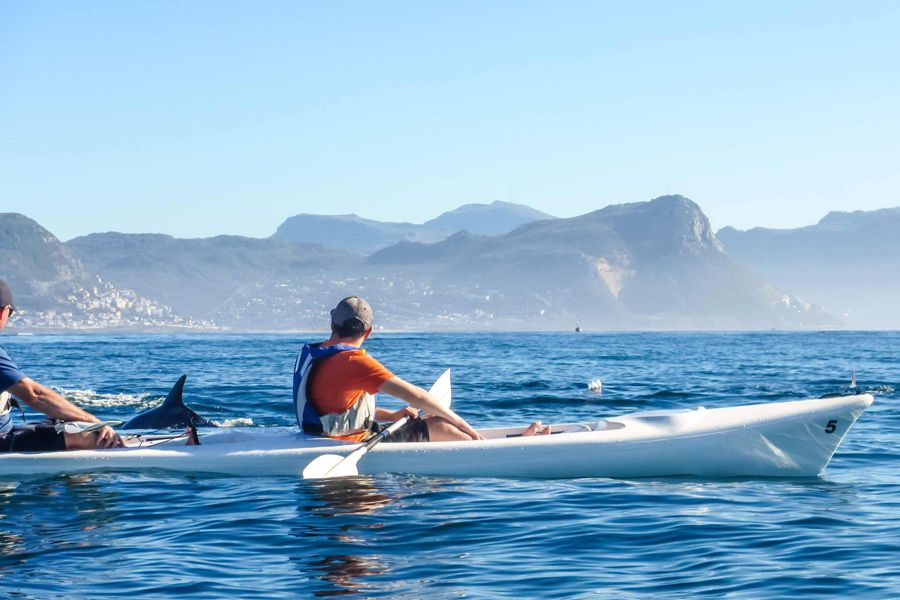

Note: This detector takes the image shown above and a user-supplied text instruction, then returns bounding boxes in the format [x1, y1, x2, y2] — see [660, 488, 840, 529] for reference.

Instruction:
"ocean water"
[0, 331, 898, 598]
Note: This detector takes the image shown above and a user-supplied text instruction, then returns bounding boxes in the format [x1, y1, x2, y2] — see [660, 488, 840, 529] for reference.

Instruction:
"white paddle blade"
[303, 446, 370, 479]
[320, 455, 365, 478]
[302, 453, 352, 479]
[428, 368, 452, 408]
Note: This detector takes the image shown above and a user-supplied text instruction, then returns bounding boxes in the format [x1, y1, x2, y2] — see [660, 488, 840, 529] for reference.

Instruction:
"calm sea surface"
[0, 331, 897, 598]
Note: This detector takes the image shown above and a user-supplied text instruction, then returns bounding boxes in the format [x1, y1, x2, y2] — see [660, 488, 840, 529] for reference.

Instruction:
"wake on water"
[53, 387, 256, 428]
[53, 387, 154, 409]
[211, 417, 254, 428]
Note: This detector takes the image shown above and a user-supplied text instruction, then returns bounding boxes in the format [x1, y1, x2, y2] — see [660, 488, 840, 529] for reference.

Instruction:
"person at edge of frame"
[0, 278, 124, 452]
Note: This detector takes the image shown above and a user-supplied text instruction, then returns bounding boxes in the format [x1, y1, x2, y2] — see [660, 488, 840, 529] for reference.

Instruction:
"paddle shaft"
[362, 416, 410, 451]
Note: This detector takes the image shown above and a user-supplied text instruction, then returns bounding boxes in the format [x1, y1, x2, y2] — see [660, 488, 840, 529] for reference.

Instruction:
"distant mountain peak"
[0, 212, 87, 281]
[272, 200, 555, 254]
[431, 199, 551, 215]
[817, 206, 900, 230]
[650, 193, 693, 204]
[424, 201, 555, 235]
[577, 194, 722, 256]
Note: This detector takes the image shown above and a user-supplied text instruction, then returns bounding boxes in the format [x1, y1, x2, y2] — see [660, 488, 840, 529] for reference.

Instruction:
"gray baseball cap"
[330, 296, 373, 330]
[0, 279, 13, 310]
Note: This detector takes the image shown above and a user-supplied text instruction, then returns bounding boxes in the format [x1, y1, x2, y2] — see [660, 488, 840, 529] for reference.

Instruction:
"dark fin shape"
[122, 375, 216, 430]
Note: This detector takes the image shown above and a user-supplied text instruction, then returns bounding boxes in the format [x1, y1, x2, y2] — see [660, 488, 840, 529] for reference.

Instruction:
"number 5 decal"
[825, 420, 838, 434]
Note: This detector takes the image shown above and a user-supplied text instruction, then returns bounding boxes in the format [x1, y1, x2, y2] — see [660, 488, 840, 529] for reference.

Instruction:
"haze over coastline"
[7, 194, 900, 332]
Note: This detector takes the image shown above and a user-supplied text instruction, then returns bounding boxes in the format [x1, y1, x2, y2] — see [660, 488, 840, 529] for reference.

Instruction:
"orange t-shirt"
[308, 345, 395, 442]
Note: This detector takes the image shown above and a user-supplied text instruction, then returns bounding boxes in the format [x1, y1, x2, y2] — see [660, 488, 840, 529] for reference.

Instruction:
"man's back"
[307, 347, 394, 441]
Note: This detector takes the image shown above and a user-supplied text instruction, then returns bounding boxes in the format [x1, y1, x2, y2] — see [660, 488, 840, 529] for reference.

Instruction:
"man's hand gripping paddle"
[301, 369, 451, 479]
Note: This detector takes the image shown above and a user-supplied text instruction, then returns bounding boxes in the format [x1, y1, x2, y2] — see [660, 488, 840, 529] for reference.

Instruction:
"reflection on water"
[0, 475, 120, 573]
[0, 482, 23, 561]
[304, 477, 393, 517]
[295, 477, 394, 597]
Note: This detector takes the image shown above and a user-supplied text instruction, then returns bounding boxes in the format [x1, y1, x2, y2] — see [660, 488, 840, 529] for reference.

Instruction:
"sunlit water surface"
[1, 332, 897, 598]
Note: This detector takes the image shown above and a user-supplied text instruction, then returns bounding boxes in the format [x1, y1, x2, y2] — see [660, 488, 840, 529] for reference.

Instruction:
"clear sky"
[2, 1, 898, 240]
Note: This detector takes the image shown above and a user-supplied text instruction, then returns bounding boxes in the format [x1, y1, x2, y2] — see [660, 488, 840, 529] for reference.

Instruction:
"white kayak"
[0, 393, 872, 479]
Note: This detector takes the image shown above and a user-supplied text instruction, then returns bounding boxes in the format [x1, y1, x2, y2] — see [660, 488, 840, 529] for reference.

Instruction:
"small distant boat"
[575, 324, 581, 333]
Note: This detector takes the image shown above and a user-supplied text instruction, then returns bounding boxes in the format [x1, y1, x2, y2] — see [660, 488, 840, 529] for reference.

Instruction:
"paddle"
[427, 368, 451, 413]
[302, 369, 452, 479]
[55, 420, 125, 435]
[302, 416, 410, 479]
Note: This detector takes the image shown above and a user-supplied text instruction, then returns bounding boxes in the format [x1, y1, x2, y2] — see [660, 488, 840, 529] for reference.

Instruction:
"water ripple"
[0, 331, 897, 597]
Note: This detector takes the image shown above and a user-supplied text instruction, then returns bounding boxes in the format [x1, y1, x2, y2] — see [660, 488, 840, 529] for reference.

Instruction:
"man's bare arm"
[8, 378, 124, 448]
[379, 376, 483, 440]
[8, 378, 99, 423]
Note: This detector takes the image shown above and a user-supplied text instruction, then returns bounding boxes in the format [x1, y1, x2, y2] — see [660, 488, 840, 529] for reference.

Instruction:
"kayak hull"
[0, 394, 873, 479]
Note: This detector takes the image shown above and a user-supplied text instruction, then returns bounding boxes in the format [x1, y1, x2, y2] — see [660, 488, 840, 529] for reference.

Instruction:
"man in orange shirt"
[294, 296, 549, 443]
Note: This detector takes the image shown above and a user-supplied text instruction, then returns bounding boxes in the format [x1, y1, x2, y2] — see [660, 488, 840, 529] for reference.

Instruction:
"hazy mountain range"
[718, 207, 900, 329]
[271, 201, 556, 254]
[366, 196, 833, 330]
[2, 196, 871, 331]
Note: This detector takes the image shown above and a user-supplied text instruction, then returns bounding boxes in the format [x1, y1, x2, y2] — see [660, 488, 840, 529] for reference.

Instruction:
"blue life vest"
[0, 391, 12, 435]
[293, 343, 376, 436]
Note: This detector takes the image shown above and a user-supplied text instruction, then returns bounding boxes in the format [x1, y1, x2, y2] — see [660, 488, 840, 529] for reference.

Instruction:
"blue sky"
[1, 1, 898, 240]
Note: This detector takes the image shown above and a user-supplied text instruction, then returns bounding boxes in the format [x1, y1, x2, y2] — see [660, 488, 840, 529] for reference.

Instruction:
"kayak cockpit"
[477, 419, 627, 440]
